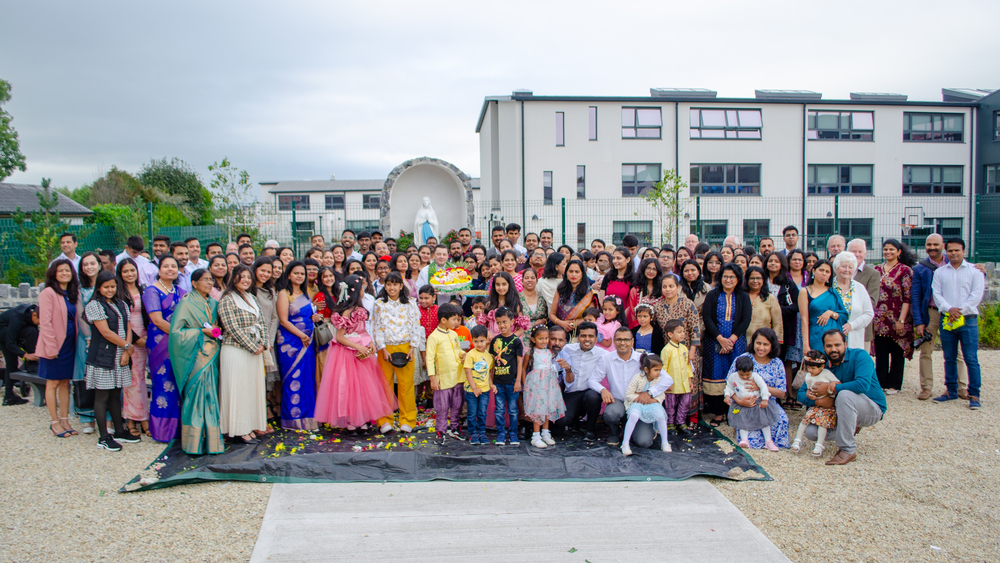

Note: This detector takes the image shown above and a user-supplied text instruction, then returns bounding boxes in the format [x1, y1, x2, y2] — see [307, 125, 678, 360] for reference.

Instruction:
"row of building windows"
[577, 216, 963, 248]
[542, 164, 969, 200]
[277, 193, 380, 211]
[556, 107, 966, 144]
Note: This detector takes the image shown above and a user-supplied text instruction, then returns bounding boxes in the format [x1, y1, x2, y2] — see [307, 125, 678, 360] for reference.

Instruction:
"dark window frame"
[987, 164, 1000, 194]
[278, 194, 310, 211]
[743, 219, 770, 240]
[543, 171, 553, 205]
[588, 106, 598, 141]
[324, 193, 345, 210]
[807, 164, 874, 195]
[576, 165, 586, 199]
[903, 112, 964, 143]
[689, 164, 761, 196]
[577, 222, 586, 249]
[689, 108, 763, 140]
[807, 110, 874, 141]
[621, 163, 661, 197]
[362, 194, 381, 209]
[902, 165, 963, 195]
[612, 220, 652, 246]
[621, 107, 662, 139]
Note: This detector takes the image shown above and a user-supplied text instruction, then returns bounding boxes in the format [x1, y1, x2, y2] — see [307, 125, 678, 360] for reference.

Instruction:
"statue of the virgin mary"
[413, 197, 439, 245]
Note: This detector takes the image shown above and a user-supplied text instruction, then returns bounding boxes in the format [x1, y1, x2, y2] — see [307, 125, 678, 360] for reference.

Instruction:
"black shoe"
[606, 433, 622, 446]
[3, 394, 28, 406]
[97, 436, 122, 452]
[113, 431, 140, 444]
[675, 424, 688, 436]
[583, 431, 597, 442]
[235, 435, 260, 445]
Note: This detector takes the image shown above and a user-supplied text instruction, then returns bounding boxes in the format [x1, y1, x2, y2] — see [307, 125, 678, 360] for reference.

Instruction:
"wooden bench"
[10, 371, 46, 407]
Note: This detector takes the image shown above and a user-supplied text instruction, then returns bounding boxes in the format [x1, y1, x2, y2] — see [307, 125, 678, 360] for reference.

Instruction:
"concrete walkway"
[250, 479, 788, 562]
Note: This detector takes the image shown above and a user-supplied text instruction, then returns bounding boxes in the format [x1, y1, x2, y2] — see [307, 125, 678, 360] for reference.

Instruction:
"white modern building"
[476, 88, 981, 255]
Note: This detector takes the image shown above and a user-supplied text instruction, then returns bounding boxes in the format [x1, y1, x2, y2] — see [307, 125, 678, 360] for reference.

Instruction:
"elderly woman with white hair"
[831, 251, 874, 350]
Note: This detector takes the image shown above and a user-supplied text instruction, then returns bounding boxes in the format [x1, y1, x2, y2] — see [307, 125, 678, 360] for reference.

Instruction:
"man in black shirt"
[0, 304, 39, 405]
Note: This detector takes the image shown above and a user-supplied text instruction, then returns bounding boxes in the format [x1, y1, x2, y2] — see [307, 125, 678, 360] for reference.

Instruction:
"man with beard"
[151, 235, 171, 263]
[552, 323, 608, 441]
[457, 228, 473, 254]
[448, 240, 464, 263]
[798, 330, 886, 466]
[171, 242, 192, 293]
[238, 244, 256, 266]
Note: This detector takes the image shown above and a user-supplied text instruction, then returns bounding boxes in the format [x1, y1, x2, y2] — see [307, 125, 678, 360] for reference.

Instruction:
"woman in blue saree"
[276, 261, 320, 431]
[798, 259, 848, 356]
[169, 269, 224, 455]
[143, 256, 186, 442]
[702, 263, 753, 426]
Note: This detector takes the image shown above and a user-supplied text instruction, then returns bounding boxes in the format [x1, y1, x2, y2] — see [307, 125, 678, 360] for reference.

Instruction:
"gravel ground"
[0, 403, 270, 563]
[2, 349, 996, 562]
[713, 349, 1000, 562]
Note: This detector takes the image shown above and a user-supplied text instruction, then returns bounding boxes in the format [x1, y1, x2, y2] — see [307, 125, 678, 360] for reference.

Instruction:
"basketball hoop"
[901, 223, 915, 236]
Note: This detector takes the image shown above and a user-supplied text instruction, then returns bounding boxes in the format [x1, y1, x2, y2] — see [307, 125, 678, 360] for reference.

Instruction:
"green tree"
[56, 185, 92, 206]
[0, 79, 27, 182]
[209, 157, 260, 242]
[139, 157, 214, 225]
[5, 179, 73, 283]
[636, 168, 687, 247]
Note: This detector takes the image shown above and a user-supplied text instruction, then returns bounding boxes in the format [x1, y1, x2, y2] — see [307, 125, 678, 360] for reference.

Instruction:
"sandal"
[50, 421, 72, 438]
[709, 418, 722, 428]
[141, 420, 151, 436]
[59, 418, 78, 436]
[127, 421, 141, 437]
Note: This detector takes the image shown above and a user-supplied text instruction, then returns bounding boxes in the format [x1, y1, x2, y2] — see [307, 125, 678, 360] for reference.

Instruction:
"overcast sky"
[2, 0, 997, 191]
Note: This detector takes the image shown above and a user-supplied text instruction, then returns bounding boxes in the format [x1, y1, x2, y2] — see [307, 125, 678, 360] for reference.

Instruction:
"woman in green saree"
[169, 268, 224, 455]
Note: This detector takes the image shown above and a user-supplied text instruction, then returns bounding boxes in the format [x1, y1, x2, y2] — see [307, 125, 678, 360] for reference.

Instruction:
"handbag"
[314, 319, 335, 347]
[72, 379, 95, 411]
[791, 366, 808, 391]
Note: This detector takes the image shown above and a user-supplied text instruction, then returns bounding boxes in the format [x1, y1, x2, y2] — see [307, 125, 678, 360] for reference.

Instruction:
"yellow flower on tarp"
[274, 443, 286, 453]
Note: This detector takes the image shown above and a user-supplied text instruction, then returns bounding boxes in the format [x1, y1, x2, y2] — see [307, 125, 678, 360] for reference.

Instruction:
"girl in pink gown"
[315, 275, 397, 430]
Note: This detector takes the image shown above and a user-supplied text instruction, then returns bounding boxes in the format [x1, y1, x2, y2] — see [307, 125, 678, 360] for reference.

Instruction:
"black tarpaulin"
[120, 422, 770, 492]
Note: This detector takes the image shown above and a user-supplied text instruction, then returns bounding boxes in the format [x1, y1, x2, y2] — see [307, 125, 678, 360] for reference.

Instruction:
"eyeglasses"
[613, 338, 633, 343]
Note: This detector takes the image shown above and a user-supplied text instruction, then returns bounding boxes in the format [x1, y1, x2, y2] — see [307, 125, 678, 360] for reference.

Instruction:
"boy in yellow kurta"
[660, 319, 694, 433]
[426, 303, 465, 442]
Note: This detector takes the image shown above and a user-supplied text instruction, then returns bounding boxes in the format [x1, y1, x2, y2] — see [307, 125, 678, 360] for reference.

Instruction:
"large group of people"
[0, 222, 985, 466]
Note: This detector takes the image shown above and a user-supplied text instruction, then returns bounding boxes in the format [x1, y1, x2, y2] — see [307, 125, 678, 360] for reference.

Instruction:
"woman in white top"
[831, 251, 874, 351]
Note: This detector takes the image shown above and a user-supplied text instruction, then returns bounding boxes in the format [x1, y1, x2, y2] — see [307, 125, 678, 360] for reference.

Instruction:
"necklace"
[157, 280, 175, 294]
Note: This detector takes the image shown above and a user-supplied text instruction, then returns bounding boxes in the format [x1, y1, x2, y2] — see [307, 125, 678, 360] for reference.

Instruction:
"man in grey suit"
[847, 239, 880, 350]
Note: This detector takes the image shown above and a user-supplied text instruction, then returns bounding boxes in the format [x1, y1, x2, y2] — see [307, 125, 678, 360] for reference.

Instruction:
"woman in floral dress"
[873, 239, 915, 394]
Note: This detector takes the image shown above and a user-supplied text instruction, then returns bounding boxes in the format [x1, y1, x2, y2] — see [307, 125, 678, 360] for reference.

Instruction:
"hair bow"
[337, 281, 350, 303]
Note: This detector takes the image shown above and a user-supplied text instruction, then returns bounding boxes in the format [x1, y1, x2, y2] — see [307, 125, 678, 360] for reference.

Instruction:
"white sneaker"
[399, 425, 412, 433]
[661, 443, 672, 452]
[81, 425, 95, 435]
[379, 423, 393, 434]
[531, 437, 547, 448]
[812, 443, 825, 457]
[540, 432, 555, 446]
[621, 444, 632, 456]
[790, 439, 801, 452]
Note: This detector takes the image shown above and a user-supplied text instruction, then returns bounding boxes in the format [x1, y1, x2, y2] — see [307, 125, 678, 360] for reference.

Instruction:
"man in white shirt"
[51, 232, 81, 272]
[184, 238, 209, 274]
[341, 229, 362, 261]
[684, 233, 699, 252]
[594, 327, 672, 448]
[931, 238, 984, 410]
[116, 235, 159, 286]
[505, 223, 528, 256]
[553, 323, 608, 441]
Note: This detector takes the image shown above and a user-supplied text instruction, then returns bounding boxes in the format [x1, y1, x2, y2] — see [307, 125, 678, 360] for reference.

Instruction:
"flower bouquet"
[430, 267, 472, 293]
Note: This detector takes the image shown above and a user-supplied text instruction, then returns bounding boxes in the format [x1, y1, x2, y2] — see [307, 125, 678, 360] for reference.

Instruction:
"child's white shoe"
[811, 443, 825, 457]
[661, 443, 672, 452]
[540, 431, 555, 446]
[379, 423, 393, 434]
[790, 439, 801, 452]
[399, 425, 412, 433]
[531, 436, 547, 449]
[621, 444, 633, 456]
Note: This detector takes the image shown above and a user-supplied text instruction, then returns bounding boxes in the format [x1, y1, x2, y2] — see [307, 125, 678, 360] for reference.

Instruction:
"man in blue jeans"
[931, 238, 984, 410]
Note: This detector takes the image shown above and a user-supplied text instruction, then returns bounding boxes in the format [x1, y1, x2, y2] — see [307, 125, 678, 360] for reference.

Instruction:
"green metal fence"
[975, 195, 1000, 262]
[473, 195, 971, 262]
